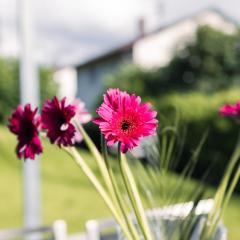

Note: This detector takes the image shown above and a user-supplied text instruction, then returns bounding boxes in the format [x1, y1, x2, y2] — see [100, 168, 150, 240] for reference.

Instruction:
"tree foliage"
[106, 26, 240, 95]
[0, 57, 57, 122]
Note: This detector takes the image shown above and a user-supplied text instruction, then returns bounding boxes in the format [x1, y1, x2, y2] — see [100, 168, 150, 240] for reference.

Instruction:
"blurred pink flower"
[236, 101, 240, 112]
[73, 99, 92, 123]
[93, 88, 158, 153]
[219, 101, 240, 117]
[41, 97, 76, 146]
[72, 99, 92, 143]
[219, 104, 237, 117]
[8, 104, 43, 160]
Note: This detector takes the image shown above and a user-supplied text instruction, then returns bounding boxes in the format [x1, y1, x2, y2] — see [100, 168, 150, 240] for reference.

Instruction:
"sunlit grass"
[0, 125, 110, 233]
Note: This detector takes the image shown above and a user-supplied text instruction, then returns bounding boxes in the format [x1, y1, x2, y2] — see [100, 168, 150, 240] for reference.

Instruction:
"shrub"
[152, 88, 240, 185]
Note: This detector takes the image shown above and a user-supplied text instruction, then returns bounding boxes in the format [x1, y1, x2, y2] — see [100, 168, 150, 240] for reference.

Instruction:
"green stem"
[101, 136, 140, 240]
[75, 122, 114, 192]
[75, 122, 136, 239]
[64, 147, 133, 240]
[75, 123, 129, 220]
[118, 143, 153, 240]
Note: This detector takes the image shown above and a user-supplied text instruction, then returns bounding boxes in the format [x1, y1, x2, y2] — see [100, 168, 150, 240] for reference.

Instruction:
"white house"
[133, 9, 236, 68]
[57, 8, 237, 111]
[53, 67, 78, 101]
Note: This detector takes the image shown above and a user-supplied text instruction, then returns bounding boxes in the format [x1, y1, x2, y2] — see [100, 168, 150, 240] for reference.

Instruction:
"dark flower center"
[121, 120, 131, 131]
[53, 110, 68, 130]
[59, 114, 67, 126]
[21, 120, 35, 142]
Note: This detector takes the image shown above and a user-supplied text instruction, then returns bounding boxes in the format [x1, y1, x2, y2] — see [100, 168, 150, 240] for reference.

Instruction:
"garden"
[0, 25, 240, 240]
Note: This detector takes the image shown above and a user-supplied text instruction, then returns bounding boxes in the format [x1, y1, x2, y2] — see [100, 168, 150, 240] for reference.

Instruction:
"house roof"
[75, 7, 238, 70]
[76, 40, 135, 70]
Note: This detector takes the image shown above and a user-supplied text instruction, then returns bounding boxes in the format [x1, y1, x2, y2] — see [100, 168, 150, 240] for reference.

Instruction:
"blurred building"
[53, 67, 77, 100]
[56, 8, 237, 110]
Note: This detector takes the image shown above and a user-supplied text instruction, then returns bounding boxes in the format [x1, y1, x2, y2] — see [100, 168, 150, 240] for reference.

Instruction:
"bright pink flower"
[41, 97, 76, 146]
[93, 89, 158, 153]
[72, 99, 92, 143]
[102, 88, 123, 111]
[219, 100, 240, 117]
[8, 104, 43, 160]
[219, 104, 237, 117]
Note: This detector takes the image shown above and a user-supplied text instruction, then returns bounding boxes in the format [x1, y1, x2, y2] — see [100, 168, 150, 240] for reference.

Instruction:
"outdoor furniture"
[85, 199, 227, 240]
[0, 220, 67, 240]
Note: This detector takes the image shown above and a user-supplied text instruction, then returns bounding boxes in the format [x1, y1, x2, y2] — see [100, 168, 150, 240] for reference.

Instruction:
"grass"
[0, 125, 239, 239]
[0, 125, 110, 233]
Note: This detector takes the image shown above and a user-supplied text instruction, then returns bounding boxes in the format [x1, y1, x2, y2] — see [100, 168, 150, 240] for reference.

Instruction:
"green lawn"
[0, 126, 239, 239]
[0, 126, 110, 233]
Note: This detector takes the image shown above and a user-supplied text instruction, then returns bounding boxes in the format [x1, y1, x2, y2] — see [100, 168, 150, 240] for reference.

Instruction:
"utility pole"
[19, 0, 41, 233]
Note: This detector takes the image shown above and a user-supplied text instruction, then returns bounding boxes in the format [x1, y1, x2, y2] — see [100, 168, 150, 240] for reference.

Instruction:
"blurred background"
[0, 0, 240, 239]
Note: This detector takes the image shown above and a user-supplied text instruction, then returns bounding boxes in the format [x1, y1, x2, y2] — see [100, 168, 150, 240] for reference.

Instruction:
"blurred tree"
[0, 57, 57, 122]
[0, 58, 19, 123]
[39, 65, 58, 106]
[162, 26, 240, 92]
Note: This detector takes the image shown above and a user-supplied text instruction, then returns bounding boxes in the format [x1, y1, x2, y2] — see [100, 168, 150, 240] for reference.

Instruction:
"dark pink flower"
[93, 89, 158, 153]
[72, 98, 92, 143]
[8, 104, 43, 160]
[41, 97, 76, 146]
[236, 101, 240, 112]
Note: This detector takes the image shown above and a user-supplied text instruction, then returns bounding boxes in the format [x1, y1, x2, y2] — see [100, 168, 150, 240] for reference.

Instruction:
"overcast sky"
[0, 0, 239, 66]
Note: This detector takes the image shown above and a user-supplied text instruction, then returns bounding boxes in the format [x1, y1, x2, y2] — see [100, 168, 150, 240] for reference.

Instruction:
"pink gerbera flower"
[93, 89, 158, 153]
[72, 98, 92, 142]
[8, 104, 43, 160]
[41, 97, 76, 146]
